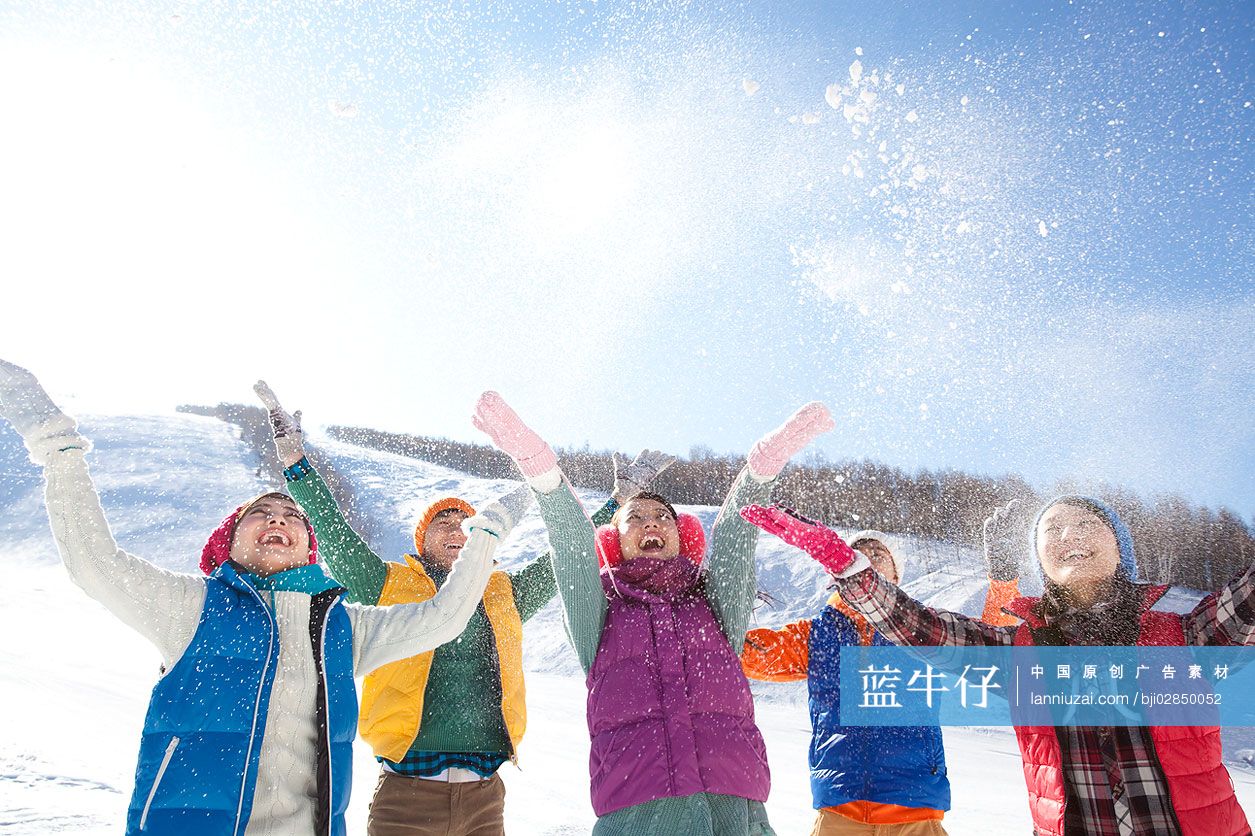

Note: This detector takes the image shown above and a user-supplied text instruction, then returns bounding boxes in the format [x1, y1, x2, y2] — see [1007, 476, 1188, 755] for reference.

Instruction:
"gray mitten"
[0, 360, 87, 464]
[612, 449, 678, 504]
[253, 380, 306, 466]
[467, 483, 533, 539]
[982, 499, 1026, 582]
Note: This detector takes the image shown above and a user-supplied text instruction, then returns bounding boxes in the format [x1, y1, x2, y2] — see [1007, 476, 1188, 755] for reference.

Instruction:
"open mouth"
[1059, 550, 1090, 564]
[259, 529, 292, 547]
[639, 535, 666, 552]
[445, 543, 462, 552]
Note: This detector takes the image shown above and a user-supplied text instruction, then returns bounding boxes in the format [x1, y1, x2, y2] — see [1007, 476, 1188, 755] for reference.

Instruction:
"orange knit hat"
[412, 497, 476, 555]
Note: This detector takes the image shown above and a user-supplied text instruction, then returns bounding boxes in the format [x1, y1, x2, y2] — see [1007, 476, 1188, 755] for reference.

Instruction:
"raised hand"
[612, 449, 677, 504]
[471, 391, 558, 478]
[0, 360, 64, 436]
[253, 380, 305, 467]
[982, 498, 1026, 582]
[0, 360, 83, 463]
[746, 401, 835, 480]
[739, 503, 860, 576]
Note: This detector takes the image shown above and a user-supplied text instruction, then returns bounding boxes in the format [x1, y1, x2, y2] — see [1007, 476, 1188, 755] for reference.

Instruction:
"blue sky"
[1, 1, 1251, 516]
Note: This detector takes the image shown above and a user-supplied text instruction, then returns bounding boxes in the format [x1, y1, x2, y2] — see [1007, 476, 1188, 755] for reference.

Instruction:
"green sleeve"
[534, 481, 608, 674]
[510, 497, 617, 623]
[286, 459, 388, 605]
[703, 467, 774, 648]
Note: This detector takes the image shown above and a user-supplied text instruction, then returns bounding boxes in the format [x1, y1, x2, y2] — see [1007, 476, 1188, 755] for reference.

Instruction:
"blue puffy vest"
[124, 562, 357, 835]
[807, 605, 950, 812]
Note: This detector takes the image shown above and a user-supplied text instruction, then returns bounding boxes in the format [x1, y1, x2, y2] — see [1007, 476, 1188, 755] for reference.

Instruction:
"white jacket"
[42, 447, 509, 835]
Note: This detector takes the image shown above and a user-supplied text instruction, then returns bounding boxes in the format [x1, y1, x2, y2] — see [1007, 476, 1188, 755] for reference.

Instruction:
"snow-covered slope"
[1, 414, 1252, 834]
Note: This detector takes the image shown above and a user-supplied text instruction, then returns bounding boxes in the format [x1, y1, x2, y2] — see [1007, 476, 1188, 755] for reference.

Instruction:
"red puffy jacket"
[1005, 585, 1249, 836]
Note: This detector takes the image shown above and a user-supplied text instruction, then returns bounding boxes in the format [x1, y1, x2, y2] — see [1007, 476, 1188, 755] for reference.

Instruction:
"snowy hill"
[2, 414, 1253, 834]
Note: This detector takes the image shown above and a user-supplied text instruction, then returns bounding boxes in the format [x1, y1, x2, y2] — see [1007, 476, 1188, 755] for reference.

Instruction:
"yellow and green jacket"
[287, 459, 615, 765]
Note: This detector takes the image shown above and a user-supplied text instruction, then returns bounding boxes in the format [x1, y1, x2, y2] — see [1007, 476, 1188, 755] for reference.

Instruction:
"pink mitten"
[746, 402, 835, 479]
[739, 504, 859, 575]
[472, 391, 558, 479]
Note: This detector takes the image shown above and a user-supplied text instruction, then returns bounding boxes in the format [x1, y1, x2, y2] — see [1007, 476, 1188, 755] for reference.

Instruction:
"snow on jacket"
[1004, 586, 1249, 836]
[286, 461, 617, 765]
[41, 447, 505, 836]
[835, 560, 1255, 836]
[129, 562, 356, 835]
[744, 594, 950, 816]
[587, 556, 770, 816]
[534, 469, 777, 835]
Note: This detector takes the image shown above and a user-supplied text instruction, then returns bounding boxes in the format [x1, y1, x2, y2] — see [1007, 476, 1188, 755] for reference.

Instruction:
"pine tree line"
[326, 423, 1255, 592]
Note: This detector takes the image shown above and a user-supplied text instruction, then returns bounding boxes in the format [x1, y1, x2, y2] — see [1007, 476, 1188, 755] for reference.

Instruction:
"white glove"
[465, 483, 533, 539]
[253, 380, 305, 467]
[612, 449, 677, 504]
[0, 360, 87, 464]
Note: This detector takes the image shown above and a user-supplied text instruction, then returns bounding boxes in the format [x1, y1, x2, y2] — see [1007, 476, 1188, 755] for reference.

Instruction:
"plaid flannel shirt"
[839, 564, 1255, 836]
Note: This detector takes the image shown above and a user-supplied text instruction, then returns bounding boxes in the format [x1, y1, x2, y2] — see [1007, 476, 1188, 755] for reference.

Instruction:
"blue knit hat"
[1031, 495, 1138, 583]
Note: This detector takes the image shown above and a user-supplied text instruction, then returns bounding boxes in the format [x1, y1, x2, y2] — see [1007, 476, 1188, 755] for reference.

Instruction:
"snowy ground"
[2, 414, 1253, 833]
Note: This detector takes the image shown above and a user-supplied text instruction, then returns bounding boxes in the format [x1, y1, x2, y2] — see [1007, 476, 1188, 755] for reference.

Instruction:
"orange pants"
[810, 809, 949, 836]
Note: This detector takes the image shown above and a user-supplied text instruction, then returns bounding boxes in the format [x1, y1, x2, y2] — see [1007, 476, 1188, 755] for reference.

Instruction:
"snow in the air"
[4, 415, 1255, 833]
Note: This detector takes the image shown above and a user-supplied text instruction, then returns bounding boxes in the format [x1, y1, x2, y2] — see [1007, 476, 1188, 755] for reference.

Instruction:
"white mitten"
[465, 483, 533, 539]
[0, 360, 88, 464]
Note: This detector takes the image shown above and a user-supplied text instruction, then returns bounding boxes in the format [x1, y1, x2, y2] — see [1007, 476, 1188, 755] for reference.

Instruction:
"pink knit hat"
[199, 492, 319, 575]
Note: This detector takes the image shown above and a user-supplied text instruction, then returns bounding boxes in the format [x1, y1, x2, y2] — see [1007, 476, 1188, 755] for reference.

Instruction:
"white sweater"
[42, 448, 505, 835]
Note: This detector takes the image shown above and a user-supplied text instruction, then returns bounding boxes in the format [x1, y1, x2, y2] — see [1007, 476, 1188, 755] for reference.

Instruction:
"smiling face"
[228, 494, 312, 577]
[1036, 503, 1120, 592]
[421, 508, 469, 571]
[617, 497, 681, 561]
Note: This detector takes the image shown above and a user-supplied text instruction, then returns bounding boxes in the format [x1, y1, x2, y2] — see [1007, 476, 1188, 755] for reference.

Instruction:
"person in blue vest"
[742, 529, 1020, 835]
[0, 359, 529, 836]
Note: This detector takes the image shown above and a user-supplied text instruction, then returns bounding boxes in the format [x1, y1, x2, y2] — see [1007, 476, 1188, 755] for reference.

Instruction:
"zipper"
[235, 585, 277, 836]
[318, 605, 333, 836]
[139, 736, 180, 830]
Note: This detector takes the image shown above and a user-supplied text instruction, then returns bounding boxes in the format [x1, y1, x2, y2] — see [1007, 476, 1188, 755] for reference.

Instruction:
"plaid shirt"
[383, 750, 508, 778]
[840, 564, 1255, 836]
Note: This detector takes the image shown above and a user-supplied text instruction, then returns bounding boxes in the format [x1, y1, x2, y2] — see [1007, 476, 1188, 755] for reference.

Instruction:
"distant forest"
[326, 423, 1255, 592]
[176, 403, 1255, 592]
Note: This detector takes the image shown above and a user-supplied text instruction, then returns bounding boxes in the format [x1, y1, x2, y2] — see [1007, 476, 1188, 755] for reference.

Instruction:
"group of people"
[1, 358, 1252, 836]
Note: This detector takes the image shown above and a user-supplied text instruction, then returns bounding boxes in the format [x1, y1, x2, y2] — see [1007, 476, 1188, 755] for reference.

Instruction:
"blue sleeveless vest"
[124, 562, 357, 835]
[807, 606, 950, 811]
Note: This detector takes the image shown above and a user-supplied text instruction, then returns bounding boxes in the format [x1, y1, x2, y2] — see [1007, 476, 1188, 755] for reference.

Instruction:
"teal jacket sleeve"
[510, 497, 617, 623]
[534, 481, 607, 674]
[703, 467, 774, 648]
[285, 458, 388, 605]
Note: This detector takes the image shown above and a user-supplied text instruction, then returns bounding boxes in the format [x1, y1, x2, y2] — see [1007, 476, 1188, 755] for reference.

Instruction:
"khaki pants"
[810, 809, 948, 836]
[367, 769, 507, 836]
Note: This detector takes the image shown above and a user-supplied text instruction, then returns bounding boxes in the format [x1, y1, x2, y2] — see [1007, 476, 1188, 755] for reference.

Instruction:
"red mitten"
[740, 504, 859, 575]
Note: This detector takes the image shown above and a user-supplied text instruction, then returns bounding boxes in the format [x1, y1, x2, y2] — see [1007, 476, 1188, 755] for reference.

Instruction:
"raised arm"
[1182, 563, 1255, 646]
[0, 361, 205, 664]
[509, 498, 614, 622]
[705, 402, 834, 646]
[742, 619, 812, 682]
[255, 381, 387, 604]
[350, 485, 530, 674]
[509, 448, 679, 621]
[980, 498, 1026, 627]
[472, 391, 605, 673]
[741, 503, 1016, 648]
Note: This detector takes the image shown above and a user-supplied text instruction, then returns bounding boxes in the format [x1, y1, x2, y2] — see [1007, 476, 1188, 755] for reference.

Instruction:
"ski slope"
[2, 414, 1253, 833]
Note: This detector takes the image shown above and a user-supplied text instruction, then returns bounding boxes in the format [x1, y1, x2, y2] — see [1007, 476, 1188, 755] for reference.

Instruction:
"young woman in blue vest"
[0, 360, 529, 836]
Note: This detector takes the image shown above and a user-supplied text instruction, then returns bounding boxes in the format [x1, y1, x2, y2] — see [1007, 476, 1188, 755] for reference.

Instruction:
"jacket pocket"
[140, 736, 180, 830]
